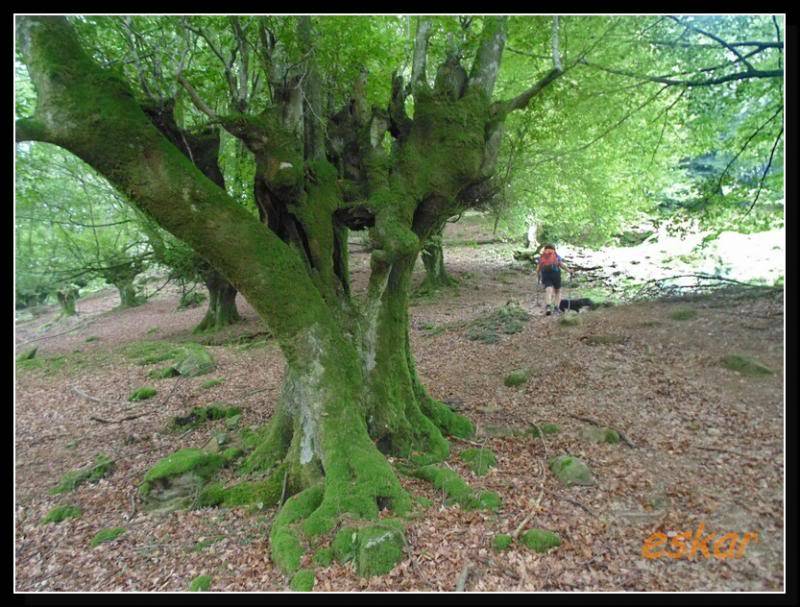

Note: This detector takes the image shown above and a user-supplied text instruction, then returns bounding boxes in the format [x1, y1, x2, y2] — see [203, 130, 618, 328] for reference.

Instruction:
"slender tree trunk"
[194, 268, 241, 333]
[56, 287, 78, 317]
[419, 228, 457, 292]
[116, 280, 140, 308]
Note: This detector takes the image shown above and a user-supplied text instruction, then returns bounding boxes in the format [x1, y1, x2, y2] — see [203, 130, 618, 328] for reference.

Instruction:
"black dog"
[559, 298, 598, 312]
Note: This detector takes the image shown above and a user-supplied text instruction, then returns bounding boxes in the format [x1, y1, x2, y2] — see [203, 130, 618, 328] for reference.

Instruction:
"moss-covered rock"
[559, 312, 581, 327]
[580, 426, 620, 444]
[460, 448, 497, 476]
[189, 574, 212, 591]
[492, 533, 513, 552]
[582, 334, 627, 346]
[174, 343, 215, 377]
[720, 354, 775, 376]
[355, 520, 406, 577]
[520, 528, 561, 553]
[140, 449, 225, 510]
[41, 504, 82, 524]
[503, 369, 530, 387]
[201, 378, 224, 389]
[467, 302, 530, 343]
[16, 346, 38, 362]
[129, 386, 157, 401]
[289, 568, 315, 591]
[90, 527, 125, 547]
[548, 454, 595, 486]
[526, 423, 560, 438]
[670, 308, 697, 321]
[147, 367, 180, 380]
[123, 340, 182, 366]
[170, 404, 242, 431]
[51, 454, 115, 494]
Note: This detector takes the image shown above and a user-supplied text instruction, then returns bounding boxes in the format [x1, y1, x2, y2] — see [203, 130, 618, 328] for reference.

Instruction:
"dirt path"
[15, 233, 784, 592]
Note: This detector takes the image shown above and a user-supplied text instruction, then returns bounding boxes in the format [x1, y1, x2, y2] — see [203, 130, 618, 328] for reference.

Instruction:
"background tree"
[15, 143, 153, 312]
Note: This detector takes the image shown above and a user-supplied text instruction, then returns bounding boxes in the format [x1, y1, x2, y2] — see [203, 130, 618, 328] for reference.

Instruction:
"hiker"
[536, 244, 571, 316]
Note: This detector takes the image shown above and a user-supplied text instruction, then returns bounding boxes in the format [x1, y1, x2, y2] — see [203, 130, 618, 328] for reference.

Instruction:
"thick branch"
[410, 17, 432, 94]
[551, 16, 563, 72]
[15, 117, 50, 143]
[468, 16, 508, 97]
[495, 67, 563, 115]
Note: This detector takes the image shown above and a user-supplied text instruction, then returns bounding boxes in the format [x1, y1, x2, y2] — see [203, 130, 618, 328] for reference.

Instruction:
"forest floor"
[15, 216, 785, 592]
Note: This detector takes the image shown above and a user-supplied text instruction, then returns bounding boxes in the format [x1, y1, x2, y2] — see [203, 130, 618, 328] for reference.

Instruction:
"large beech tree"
[15, 14, 784, 579]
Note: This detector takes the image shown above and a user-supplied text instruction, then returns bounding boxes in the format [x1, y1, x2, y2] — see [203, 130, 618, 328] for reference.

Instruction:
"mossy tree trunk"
[17, 15, 563, 574]
[142, 99, 241, 332]
[55, 286, 78, 317]
[103, 259, 145, 308]
[194, 269, 241, 333]
[419, 226, 457, 292]
[116, 280, 139, 308]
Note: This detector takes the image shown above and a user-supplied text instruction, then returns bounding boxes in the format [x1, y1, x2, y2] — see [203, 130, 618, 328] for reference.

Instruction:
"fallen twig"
[565, 497, 595, 517]
[71, 386, 127, 406]
[90, 412, 151, 424]
[449, 435, 485, 448]
[455, 562, 473, 592]
[512, 487, 544, 539]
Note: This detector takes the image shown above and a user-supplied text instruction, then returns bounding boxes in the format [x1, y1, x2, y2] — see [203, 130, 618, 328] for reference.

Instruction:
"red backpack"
[538, 249, 559, 272]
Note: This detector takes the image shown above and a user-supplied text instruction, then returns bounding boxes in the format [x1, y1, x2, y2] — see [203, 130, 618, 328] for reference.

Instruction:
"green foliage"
[201, 378, 224, 389]
[178, 291, 206, 310]
[720, 354, 775, 376]
[129, 386, 157, 401]
[51, 454, 115, 494]
[90, 527, 125, 547]
[41, 505, 82, 524]
[15, 142, 153, 305]
[189, 575, 212, 592]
